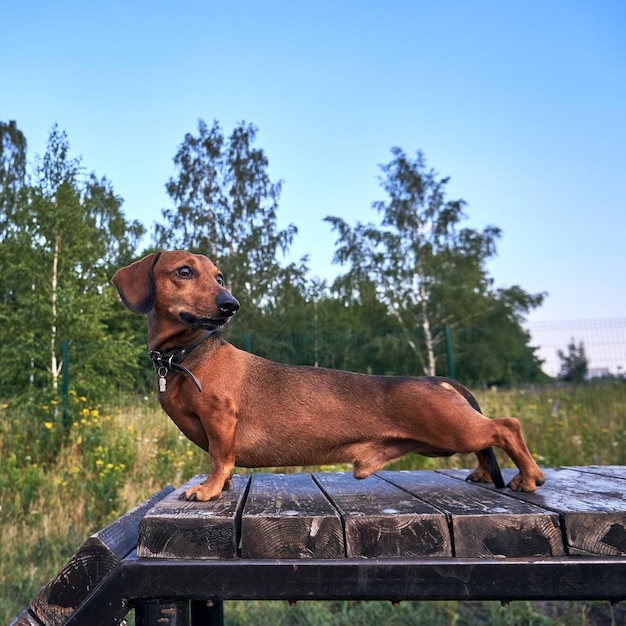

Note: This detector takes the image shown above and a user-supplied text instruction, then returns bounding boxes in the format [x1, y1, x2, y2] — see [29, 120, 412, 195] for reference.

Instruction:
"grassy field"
[1, 380, 625, 625]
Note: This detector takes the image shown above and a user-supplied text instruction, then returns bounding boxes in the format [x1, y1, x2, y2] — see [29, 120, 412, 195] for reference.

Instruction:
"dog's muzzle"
[217, 292, 240, 316]
[180, 293, 240, 330]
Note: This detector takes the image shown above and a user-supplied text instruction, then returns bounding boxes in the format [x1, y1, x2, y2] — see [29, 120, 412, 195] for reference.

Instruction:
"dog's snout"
[217, 293, 240, 316]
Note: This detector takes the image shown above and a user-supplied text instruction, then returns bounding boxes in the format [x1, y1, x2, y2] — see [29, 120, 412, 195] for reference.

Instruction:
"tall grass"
[1, 380, 625, 624]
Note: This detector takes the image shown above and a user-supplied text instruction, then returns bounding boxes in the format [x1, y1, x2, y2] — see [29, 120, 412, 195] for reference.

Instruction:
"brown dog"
[113, 250, 545, 501]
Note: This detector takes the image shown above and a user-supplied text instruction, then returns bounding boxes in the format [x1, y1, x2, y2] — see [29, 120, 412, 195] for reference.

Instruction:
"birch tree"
[326, 148, 502, 376]
[0, 123, 146, 397]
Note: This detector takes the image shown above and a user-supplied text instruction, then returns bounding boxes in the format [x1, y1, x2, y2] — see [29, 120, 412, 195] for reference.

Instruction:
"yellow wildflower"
[44, 422, 53, 430]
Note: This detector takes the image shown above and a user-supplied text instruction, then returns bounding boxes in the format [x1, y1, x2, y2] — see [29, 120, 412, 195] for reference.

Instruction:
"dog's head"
[112, 250, 240, 331]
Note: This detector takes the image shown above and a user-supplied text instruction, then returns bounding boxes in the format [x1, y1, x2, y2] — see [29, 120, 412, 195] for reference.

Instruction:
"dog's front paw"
[179, 482, 223, 502]
[466, 467, 493, 484]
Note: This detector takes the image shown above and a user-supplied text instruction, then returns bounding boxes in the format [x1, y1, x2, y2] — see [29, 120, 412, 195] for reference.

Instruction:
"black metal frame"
[63, 554, 626, 625]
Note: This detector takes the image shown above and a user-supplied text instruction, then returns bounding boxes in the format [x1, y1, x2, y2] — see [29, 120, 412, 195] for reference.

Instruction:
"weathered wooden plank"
[442, 467, 626, 556]
[567, 465, 626, 480]
[240, 473, 344, 559]
[314, 472, 451, 558]
[380, 470, 564, 558]
[29, 485, 174, 626]
[137, 474, 250, 560]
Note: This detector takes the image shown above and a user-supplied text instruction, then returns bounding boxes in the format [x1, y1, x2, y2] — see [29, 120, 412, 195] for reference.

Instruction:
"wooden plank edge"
[564, 465, 626, 480]
[240, 473, 344, 559]
[138, 475, 251, 560]
[380, 469, 565, 558]
[29, 484, 174, 626]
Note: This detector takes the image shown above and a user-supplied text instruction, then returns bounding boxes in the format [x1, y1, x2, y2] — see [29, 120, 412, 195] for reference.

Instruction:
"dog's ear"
[112, 253, 161, 314]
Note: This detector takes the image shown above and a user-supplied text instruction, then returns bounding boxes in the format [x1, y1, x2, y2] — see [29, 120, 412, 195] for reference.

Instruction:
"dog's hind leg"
[470, 416, 544, 492]
[433, 379, 505, 488]
[467, 447, 505, 488]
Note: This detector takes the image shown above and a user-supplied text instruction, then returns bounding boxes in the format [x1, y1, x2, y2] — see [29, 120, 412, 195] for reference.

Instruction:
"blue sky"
[3, 1, 625, 327]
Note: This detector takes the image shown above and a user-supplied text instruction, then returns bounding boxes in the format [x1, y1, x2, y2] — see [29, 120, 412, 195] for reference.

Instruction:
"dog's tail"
[437, 377, 506, 489]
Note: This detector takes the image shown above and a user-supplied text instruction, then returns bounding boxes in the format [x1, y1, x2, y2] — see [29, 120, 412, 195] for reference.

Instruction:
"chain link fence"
[526, 318, 626, 378]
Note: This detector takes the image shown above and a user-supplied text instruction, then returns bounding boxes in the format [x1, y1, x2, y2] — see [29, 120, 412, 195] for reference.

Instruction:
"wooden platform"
[12, 466, 626, 626]
[138, 466, 626, 560]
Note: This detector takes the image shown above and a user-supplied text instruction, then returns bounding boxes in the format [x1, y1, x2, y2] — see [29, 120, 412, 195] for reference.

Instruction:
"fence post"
[444, 324, 455, 379]
[62, 338, 70, 427]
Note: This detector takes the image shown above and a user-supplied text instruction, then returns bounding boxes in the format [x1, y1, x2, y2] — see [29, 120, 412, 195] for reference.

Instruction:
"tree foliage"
[0, 120, 27, 223]
[326, 148, 545, 383]
[0, 119, 550, 399]
[558, 339, 588, 383]
[154, 119, 307, 339]
[0, 123, 147, 398]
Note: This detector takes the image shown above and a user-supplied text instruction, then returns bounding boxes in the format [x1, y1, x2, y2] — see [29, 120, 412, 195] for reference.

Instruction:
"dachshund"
[113, 250, 544, 501]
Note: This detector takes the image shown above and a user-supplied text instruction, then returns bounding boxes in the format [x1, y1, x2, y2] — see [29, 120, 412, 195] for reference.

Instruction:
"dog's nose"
[217, 293, 240, 316]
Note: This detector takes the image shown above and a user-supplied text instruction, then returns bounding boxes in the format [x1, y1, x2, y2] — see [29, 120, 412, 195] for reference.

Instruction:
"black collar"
[149, 330, 216, 393]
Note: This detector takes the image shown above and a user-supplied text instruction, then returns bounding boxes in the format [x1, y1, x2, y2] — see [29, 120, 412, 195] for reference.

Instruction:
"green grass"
[1, 380, 625, 624]
[223, 599, 624, 625]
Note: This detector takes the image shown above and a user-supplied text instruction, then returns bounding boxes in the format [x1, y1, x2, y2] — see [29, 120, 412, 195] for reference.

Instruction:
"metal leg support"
[135, 600, 190, 625]
[191, 600, 224, 626]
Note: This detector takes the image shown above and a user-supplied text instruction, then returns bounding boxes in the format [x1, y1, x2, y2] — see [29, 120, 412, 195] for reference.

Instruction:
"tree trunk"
[50, 234, 62, 389]
[421, 305, 436, 376]
[417, 261, 436, 376]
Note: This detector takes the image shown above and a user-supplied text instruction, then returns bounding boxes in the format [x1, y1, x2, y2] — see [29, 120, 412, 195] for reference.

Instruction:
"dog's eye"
[216, 274, 224, 286]
[176, 266, 193, 278]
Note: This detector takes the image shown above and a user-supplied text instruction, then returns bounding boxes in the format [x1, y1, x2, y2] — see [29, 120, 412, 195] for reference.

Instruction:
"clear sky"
[3, 1, 625, 326]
